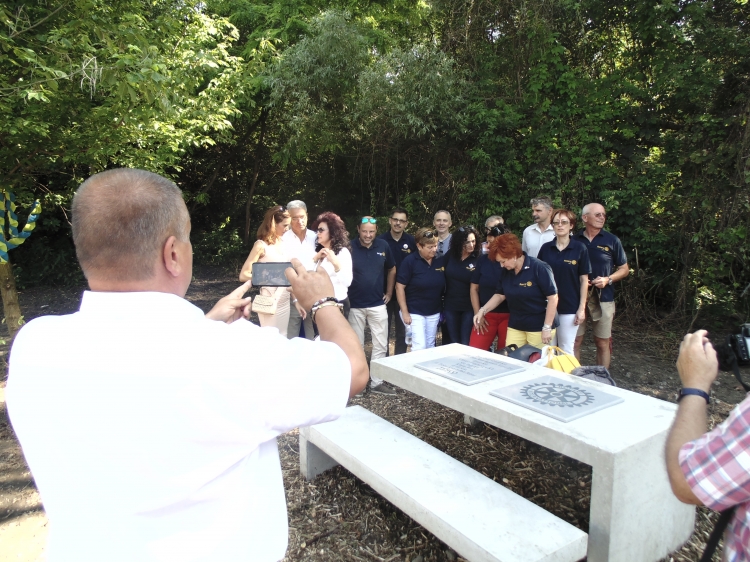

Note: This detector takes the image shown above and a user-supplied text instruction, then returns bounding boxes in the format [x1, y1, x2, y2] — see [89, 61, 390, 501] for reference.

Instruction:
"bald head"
[72, 169, 190, 282]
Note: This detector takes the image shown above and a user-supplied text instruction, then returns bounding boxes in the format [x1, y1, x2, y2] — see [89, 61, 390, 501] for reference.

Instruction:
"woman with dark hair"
[309, 212, 353, 318]
[239, 205, 292, 336]
[538, 209, 590, 354]
[443, 225, 480, 345]
[473, 233, 559, 348]
[469, 223, 512, 351]
[396, 228, 446, 350]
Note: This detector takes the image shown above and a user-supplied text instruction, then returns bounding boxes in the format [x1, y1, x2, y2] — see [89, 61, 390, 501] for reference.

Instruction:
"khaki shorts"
[576, 289, 616, 339]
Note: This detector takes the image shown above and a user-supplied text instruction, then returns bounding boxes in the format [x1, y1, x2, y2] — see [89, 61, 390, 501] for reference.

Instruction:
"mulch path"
[1, 263, 748, 562]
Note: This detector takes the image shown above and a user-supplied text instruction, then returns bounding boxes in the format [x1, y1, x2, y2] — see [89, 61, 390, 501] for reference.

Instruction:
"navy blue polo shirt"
[348, 238, 396, 309]
[471, 255, 510, 313]
[572, 229, 627, 303]
[444, 254, 478, 312]
[396, 252, 446, 316]
[538, 240, 591, 315]
[378, 231, 417, 269]
[495, 255, 558, 332]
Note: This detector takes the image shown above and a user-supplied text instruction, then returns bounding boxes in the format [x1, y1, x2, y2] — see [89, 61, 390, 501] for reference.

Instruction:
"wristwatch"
[607, 276, 613, 286]
[678, 388, 710, 404]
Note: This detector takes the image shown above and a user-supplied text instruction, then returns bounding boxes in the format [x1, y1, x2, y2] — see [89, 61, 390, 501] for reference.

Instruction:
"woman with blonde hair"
[239, 205, 292, 336]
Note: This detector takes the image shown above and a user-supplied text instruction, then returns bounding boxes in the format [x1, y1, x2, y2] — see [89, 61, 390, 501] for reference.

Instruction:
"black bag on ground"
[570, 366, 616, 386]
[714, 326, 750, 392]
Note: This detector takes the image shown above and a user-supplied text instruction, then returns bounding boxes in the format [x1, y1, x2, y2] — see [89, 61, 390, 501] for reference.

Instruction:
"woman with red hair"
[309, 212, 353, 318]
[473, 233, 559, 348]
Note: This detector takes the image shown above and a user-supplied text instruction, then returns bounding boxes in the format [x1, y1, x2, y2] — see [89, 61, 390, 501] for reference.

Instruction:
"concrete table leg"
[587, 433, 695, 562]
[299, 429, 340, 480]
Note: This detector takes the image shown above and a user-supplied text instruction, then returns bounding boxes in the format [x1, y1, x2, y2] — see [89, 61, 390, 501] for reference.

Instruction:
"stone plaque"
[414, 354, 526, 385]
[489, 375, 624, 422]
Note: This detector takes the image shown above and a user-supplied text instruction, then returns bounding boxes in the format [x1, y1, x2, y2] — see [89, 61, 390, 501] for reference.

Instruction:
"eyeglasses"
[423, 230, 438, 239]
[361, 217, 377, 224]
[487, 226, 505, 236]
[552, 220, 570, 226]
[316, 227, 327, 233]
[458, 225, 475, 233]
[277, 205, 286, 212]
[390, 217, 407, 224]
[588, 212, 606, 219]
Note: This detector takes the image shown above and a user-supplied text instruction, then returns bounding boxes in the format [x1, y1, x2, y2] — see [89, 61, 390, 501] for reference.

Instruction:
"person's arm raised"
[286, 259, 368, 398]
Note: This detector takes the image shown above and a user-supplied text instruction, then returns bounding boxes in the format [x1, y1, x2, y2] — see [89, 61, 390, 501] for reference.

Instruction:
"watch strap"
[678, 388, 710, 404]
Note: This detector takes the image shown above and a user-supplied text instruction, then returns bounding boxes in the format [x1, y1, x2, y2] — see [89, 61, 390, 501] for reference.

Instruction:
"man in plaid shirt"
[666, 330, 750, 560]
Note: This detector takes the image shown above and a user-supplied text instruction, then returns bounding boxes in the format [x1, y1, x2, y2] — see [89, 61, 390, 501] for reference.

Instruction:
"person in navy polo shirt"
[469, 223, 511, 351]
[538, 209, 591, 354]
[379, 208, 417, 355]
[572, 203, 629, 368]
[396, 228, 446, 351]
[473, 233, 558, 348]
[444, 225, 480, 345]
[348, 216, 397, 395]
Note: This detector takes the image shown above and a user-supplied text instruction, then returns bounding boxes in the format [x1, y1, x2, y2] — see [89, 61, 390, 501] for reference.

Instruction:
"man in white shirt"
[521, 196, 555, 258]
[434, 210, 452, 257]
[6, 169, 368, 562]
[282, 199, 317, 340]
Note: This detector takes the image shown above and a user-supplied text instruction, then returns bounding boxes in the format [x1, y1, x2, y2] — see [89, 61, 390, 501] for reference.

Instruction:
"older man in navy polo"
[349, 217, 397, 394]
[379, 207, 417, 355]
[573, 203, 629, 368]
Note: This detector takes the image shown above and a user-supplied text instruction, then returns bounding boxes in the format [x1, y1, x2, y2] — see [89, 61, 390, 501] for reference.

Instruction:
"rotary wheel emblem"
[520, 383, 594, 408]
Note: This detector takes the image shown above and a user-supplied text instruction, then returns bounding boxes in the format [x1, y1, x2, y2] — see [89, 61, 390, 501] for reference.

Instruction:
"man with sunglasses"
[573, 202, 629, 368]
[349, 216, 398, 394]
[379, 208, 417, 355]
[283, 200, 317, 340]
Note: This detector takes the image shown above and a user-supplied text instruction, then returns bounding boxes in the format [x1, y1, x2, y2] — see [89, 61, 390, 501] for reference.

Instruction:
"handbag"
[538, 346, 581, 374]
[497, 343, 542, 363]
[251, 287, 283, 315]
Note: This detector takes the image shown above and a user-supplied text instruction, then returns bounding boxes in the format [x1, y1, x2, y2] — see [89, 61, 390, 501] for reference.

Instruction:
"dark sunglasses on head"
[423, 230, 438, 239]
[458, 225, 475, 233]
[487, 226, 505, 236]
[361, 217, 377, 224]
[277, 205, 286, 212]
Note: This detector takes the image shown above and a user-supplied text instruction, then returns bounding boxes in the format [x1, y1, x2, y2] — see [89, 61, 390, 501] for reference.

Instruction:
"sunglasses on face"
[361, 217, 377, 224]
[552, 220, 570, 226]
[316, 228, 327, 233]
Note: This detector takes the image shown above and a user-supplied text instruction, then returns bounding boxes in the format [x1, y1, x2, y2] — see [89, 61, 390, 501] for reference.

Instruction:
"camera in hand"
[251, 262, 292, 287]
[730, 324, 750, 365]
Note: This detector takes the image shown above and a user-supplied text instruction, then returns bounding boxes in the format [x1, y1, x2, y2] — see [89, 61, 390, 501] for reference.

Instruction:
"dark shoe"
[371, 382, 397, 395]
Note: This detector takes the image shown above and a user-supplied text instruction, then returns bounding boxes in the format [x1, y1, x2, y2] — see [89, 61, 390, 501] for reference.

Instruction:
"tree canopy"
[2, 0, 749, 320]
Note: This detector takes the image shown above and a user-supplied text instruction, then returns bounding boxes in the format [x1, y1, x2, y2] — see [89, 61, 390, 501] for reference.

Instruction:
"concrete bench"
[300, 405, 588, 562]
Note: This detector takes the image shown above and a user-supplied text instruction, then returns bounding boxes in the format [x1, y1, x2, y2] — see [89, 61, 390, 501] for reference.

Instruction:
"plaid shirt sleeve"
[679, 397, 750, 510]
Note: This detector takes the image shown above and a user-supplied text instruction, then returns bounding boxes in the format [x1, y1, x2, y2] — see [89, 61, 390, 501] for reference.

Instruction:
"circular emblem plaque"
[520, 382, 594, 408]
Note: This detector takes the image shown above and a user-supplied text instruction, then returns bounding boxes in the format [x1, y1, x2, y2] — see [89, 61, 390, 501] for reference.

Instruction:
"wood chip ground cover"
[1, 265, 747, 561]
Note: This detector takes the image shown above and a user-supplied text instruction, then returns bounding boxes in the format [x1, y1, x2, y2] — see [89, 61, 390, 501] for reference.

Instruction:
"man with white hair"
[573, 202, 629, 368]
[6, 169, 368, 561]
[283, 199, 317, 340]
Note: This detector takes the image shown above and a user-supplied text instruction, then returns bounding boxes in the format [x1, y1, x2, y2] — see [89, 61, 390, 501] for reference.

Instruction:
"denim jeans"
[443, 309, 474, 345]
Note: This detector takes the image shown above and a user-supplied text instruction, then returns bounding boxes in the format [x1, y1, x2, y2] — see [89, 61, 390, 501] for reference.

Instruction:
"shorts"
[576, 288, 615, 339]
[506, 327, 556, 348]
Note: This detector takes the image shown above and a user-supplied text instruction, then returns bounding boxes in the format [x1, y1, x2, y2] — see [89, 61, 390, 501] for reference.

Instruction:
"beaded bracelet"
[311, 300, 344, 322]
[311, 296, 338, 308]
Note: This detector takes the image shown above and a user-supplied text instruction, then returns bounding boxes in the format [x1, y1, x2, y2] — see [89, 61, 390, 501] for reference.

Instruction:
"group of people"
[240, 195, 630, 397]
[7, 167, 750, 561]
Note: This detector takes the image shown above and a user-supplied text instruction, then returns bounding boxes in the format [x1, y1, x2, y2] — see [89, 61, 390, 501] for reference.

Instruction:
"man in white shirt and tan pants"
[6, 169, 368, 561]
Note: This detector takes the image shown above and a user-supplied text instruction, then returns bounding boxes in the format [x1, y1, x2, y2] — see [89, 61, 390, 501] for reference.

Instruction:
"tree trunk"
[244, 109, 269, 245]
[0, 260, 23, 340]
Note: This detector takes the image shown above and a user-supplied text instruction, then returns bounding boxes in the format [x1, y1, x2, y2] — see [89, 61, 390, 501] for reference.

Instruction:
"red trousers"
[469, 312, 510, 351]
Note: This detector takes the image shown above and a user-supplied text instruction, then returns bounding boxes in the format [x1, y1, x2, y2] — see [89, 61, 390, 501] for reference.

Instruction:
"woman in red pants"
[469, 223, 511, 351]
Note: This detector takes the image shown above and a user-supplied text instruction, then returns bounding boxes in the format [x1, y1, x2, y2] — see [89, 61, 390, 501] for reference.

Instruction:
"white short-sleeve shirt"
[7, 291, 351, 562]
[316, 247, 353, 301]
[282, 229, 317, 271]
[521, 223, 555, 258]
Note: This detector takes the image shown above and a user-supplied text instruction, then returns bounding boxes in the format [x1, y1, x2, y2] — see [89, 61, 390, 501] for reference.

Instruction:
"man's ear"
[162, 235, 181, 278]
